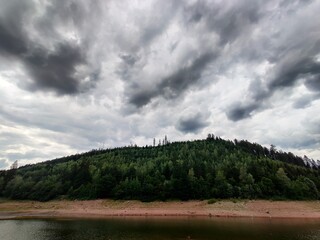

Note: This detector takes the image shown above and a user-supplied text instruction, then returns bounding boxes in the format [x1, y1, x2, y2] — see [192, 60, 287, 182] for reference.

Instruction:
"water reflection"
[0, 217, 319, 240]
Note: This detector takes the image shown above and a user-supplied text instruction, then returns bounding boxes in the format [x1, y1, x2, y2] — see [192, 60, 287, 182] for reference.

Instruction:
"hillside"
[0, 136, 319, 201]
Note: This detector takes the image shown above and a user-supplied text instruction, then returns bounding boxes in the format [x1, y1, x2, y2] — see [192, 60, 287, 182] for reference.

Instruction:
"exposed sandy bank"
[0, 199, 319, 220]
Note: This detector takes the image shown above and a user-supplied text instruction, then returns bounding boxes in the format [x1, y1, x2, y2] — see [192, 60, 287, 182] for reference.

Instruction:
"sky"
[0, 0, 320, 169]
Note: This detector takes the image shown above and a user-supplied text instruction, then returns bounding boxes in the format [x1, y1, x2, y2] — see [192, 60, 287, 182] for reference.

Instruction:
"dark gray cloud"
[304, 74, 320, 92]
[24, 43, 87, 94]
[226, 55, 317, 120]
[129, 52, 217, 107]
[120, 54, 139, 67]
[185, 0, 263, 44]
[270, 57, 320, 91]
[293, 96, 313, 109]
[226, 7, 320, 121]
[0, 0, 31, 56]
[158, 52, 217, 96]
[248, 57, 320, 117]
[176, 112, 209, 134]
[293, 93, 320, 109]
[226, 57, 320, 120]
[126, 0, 266, 109]
[128, 89, 157, 109]
[0, 22, 27, 56]
[118, 0, 267, 110]
[0, 0, 98, 95]
[116, 53, 141, 83]
[226, 103, 259, 122]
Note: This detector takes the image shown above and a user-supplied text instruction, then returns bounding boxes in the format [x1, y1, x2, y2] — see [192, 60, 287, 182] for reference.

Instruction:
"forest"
[0, 135, 319, 202]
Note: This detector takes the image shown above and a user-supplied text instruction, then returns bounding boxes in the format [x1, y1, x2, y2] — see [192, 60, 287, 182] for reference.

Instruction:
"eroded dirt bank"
[0, 199, 319, 220]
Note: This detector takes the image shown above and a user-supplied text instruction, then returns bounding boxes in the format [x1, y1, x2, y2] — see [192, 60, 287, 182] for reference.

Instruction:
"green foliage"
[0, 137, 319, 201]
[207, 198, 218, 204]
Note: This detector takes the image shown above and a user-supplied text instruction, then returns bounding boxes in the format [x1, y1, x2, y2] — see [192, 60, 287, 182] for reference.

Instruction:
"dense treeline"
[0, 136, 319, 201]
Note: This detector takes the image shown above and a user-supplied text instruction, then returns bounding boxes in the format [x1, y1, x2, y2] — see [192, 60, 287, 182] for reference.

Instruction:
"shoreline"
[0, 199, 319, 220]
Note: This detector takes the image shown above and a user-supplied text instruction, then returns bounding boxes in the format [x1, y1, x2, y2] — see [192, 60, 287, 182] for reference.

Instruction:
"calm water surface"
[0, 217, 319, 240]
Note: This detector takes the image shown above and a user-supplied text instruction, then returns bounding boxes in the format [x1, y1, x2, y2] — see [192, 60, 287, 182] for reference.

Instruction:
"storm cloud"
[128, 52, 217, 107]
[0, 0, 98, 95]
[226, 103, 260, 122]
[227, 54, 320, 121]
[176, 112, 209, 134]
[226, 0, 320, 121]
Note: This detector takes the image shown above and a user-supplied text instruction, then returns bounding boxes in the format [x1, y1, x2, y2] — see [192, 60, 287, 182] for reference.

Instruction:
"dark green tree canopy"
[0, 136, 319, 201]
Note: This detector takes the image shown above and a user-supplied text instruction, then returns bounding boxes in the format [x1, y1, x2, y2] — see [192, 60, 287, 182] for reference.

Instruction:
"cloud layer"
[0, 0, 100, 95]
[1, 0, 320, 169]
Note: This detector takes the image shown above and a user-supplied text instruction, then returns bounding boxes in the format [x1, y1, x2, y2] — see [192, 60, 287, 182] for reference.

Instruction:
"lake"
[0, 217, 319, 240]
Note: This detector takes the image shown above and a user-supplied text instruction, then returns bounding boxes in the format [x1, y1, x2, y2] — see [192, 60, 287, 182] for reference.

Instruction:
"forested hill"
[0, 136, 319, 201]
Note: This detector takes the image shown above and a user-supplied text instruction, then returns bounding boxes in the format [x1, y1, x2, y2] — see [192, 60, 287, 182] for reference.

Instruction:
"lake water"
[0, 217, 320, 240]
